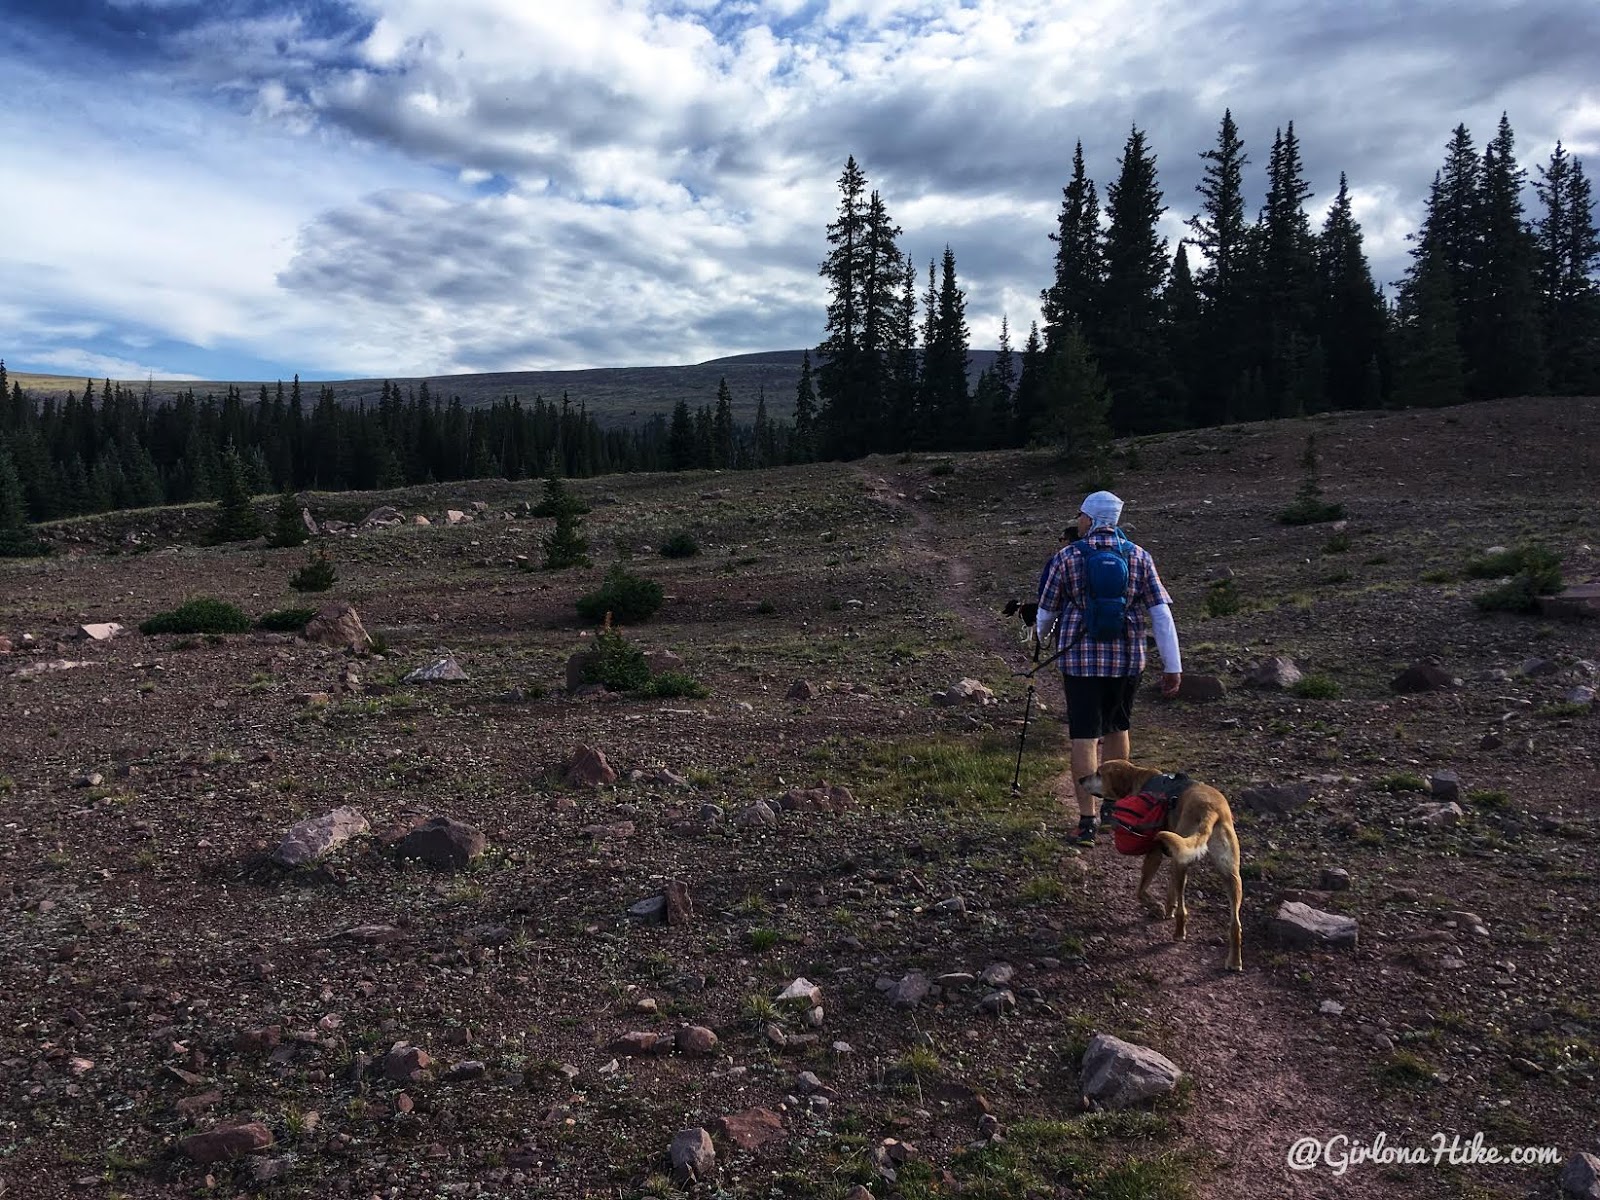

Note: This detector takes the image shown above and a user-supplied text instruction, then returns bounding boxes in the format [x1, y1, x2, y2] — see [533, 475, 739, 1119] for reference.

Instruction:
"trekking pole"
[1011, 635, 1042, 795]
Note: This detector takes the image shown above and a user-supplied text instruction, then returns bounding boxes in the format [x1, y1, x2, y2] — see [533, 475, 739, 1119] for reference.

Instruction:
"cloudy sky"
[2, 0, 1596, 383]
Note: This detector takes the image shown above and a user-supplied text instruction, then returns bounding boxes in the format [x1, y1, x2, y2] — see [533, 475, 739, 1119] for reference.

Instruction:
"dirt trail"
[864, 464, 1401, 1200]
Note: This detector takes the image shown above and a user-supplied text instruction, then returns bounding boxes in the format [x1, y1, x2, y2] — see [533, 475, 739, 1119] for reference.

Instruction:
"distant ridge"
[9, 349, 1003, 427]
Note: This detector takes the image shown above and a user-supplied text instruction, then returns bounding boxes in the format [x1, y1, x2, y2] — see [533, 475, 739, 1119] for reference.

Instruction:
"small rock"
[888, 971, 929, 1008]
[404, 655, 469, 684]
[1318, 867, 1351, 891]
[669, 1127, 715, 1183]
[1319, 1000, 1345, 1016]
[1429, 770, 1461, 803]
[1406, 801, 1464, 829]
[629, 896, 667, 924]
[1079, 1033, 1182, 1109]
[1271, 901, 1358, 949]
[933, 896, 966, 916]
[1239, 781, 1313, 815]
[564, 745, 618, 787]
[383, 1044, 432, 1083]
[1558, 1152, 1600, 1199]
[786, 679, 817, 701]
[78, 622, 124, 642]
[979, 989, 1016, 1018]
[272, 807, 369, 868]
[676, 1026, 718, 1057]
[1245, 656, 1302, 689]
[736, 800, 778, 829]
[935, 678, 996, 707]
[180, 1122, 274, 1164]
[1520, 657, 1560, 677]
[397, 816, 487, 870]
[711, 1107, 785, 1151]
[302, 603, 372, 655]
[777, 978, 822, 1008]
[1391, 663, 1457, 693]
[610, 1031, 671, 1056]
[1564, 686, 1596, 705]
[664, 879, 693, 925]
[1173, 674, 1226, 702]
[979, 963, 1015, 987]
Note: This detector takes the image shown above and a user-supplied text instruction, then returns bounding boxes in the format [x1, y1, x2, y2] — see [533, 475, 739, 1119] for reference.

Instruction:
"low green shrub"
[290, 549, 338, 593]
[580, 625, 650, 692]
[576, 565, 664, 624]
[641, 672, 709, 699]
[257, 607, 316, 632]
[140, 597, 251, 636]
[659, 531, 700, 559]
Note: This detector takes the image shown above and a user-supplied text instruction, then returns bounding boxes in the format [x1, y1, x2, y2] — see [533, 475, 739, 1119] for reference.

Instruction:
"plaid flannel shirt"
[1038, 530, 1172, 677]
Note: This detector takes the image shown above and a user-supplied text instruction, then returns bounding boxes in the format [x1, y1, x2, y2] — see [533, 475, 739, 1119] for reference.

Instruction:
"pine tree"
[1012, 322, 1047, 446]
[1098, 126, 1177, 434]
[792, 351, 819, 462]
[1042, 141, 1103, 351]
[816, 157, 870, 459]
[1473, 114, 1547, 397]
[926, 246, 971, 447]
[0, 447, 29, 529]
[1163, 243, 1205, 422]
[887, 253, 920, 447]
[537, 470, 590, 569]
[268, 490, 309, 548]
[1394, 242, 1466, 408]
[208, 442, 263, 543]
[668, 399, 695, 470]
[1186, 110, 1251, 425]
[1534, 143, 1600, 392]
[752, 390, 773, 468]
[1317, 173, 1389, 408]
[712, 378, 736, 468]
[1035, 325, 1113, 463]
[1257, 123, 1320, 416]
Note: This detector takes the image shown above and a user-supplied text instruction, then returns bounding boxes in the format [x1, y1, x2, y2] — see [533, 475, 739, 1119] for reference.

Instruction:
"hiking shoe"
[1071, 817, 1098, 847]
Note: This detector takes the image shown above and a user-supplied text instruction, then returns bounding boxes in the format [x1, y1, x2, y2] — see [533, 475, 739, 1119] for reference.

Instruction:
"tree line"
[813, 112, 1599, 462]
[2, 109, 1596, 542]
[0, 369, 803, 536]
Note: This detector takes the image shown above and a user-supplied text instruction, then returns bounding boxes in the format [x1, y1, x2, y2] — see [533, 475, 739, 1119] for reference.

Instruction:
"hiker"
[1034, 490, 1182, 846]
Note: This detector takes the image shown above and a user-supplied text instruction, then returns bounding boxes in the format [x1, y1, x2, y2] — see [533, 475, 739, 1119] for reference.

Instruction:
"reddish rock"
[397, 816, 486, 870]
[383, 1044, 432, 1083]
[779, 784, 855, 814]
[1173, 674, 1226, 702]
[234, 1026, 282, 1056]
[610, 1031, 671, 1056]
[175, 1090, 223, 1118]
[664, 879, 693, 925]
[564, 745, 617, 787]
[302, 603, 372, 655]
[711, 1107, 786, 1151]
[180, 1122, 274, 1164]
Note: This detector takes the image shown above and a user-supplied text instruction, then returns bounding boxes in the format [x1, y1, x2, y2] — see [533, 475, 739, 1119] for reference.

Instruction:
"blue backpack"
[1075, 530, 1132, 641]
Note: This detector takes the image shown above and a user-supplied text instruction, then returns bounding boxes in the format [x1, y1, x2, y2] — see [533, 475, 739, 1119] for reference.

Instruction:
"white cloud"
[2, 0, 1596, 380]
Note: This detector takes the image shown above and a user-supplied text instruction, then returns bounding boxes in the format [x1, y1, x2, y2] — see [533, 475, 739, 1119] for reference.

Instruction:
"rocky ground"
[1, 396, 1597, 1200]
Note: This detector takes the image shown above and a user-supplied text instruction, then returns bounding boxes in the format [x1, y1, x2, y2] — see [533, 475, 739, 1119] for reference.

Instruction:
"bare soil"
[2, 396, 1597, 1200]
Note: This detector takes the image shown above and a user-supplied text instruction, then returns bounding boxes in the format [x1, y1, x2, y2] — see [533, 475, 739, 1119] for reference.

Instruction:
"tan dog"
[1081, 758, 1244, 972]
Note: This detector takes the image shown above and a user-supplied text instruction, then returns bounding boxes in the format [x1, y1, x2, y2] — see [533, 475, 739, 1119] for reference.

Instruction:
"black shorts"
[1061, 674, 1140, 740]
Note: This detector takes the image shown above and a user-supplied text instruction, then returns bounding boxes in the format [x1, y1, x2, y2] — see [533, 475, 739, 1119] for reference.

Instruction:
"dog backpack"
[1110, 773, 1191, 857]
[1074, 530, 1132, 641]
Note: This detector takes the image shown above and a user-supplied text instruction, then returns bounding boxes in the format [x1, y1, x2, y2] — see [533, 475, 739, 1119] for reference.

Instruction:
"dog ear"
[1002, 598, 1020, 616]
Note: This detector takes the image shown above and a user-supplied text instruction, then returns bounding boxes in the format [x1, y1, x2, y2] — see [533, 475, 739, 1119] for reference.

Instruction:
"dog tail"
[1154, 809, 1219, 866]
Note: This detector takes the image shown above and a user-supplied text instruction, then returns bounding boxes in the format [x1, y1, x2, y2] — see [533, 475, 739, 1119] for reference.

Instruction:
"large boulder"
[396, 816, 487, 870]
[272, 806, 369, 867]
[1560, 1152, 1600, 1199]
[1079, 1034, 1183, 1109]
[303, 603, 372, 654]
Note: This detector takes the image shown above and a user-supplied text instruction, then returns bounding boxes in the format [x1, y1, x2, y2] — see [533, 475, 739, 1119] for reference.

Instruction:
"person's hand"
[1161, 672, 1182, 699]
